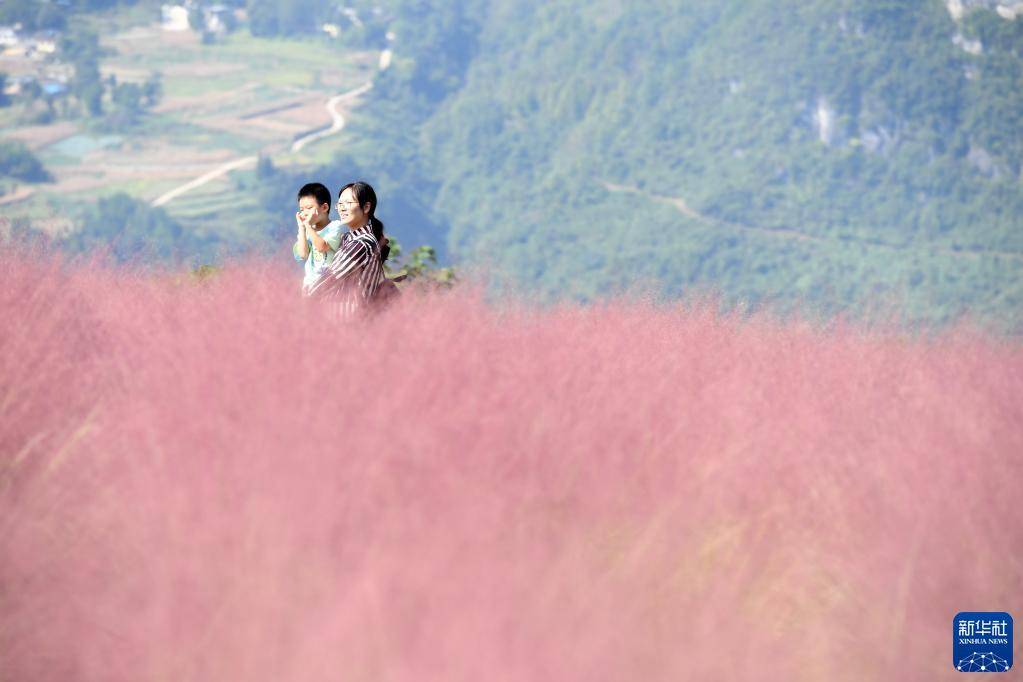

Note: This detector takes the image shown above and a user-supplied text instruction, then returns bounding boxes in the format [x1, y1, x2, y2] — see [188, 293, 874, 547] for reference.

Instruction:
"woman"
[307, 181, 391, 316]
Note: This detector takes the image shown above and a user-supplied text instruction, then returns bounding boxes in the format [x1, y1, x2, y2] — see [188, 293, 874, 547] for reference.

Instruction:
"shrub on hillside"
[0, 140, 52, 182]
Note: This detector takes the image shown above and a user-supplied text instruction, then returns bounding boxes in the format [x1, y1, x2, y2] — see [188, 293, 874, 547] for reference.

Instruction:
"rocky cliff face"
[946, 0, 1023, 21]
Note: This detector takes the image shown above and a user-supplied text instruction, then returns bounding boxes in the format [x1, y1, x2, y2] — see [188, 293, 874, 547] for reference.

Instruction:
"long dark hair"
[340, 181, 389, 262]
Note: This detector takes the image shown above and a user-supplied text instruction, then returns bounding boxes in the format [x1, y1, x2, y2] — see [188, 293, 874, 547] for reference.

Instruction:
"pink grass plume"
[1, 247, 1021, 680]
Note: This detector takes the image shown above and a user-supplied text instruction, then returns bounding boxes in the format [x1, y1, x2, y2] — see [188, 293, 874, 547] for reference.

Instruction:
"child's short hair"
[297, 182, 331, 207]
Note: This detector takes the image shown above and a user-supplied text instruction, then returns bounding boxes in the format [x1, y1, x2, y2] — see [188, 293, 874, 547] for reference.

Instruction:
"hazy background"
[1, 0, 1021, 329]
[3, 4, 1022, 678]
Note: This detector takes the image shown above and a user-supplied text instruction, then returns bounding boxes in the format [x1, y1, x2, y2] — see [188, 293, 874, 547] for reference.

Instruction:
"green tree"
[188, 3, 205, 31]
[107, 81, 144, 127]
[142, 71, 163, 107]
[0, 140, 52, 182]
[17, 78, 41, 105]
[385, 239, 456, 285]
[61, 28, 105, 116]
[0, 0, 38, 28]
[35, 1, 66, 30]
[246, 0, 279, 36]
[256, 153, 276, 178]
[340, 0, 1022, 329]
[246, 0, 333, 36]
[73, 193, 216, 264]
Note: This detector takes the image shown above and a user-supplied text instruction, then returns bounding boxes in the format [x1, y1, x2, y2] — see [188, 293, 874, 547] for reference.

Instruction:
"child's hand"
[296, 210, 311, 233]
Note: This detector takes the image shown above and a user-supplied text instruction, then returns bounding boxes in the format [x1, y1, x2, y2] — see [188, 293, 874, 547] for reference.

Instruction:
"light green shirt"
[294, 220, 344, 292]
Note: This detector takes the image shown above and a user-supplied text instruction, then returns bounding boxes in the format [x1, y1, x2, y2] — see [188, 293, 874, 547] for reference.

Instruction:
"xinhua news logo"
[953, 612, 1013, 672]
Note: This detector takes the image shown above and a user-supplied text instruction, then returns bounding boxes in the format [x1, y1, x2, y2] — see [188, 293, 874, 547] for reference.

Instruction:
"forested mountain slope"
[355, 0, 1022, 326]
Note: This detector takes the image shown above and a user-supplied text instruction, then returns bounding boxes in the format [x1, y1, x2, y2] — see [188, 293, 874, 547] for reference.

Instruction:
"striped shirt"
[306, 224, 383, 318]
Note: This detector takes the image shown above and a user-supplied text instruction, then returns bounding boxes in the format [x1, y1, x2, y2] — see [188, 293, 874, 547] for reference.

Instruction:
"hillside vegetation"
[343, 0, 1023, 328]
[3, 0, 1020, 328]
[0, 1, 371, 245]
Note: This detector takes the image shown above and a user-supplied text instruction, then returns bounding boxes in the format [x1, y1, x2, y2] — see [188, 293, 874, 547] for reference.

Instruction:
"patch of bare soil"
[47, 143, 243, 194]
[273, 98, 344, 128]
[234, 117, 309, 135]
[3, 121, 78, 150]
[0, 55, 40, 78]
[106, 26, 199, 50]
[152, 82, 260, 114]
[0, 186, 35, 206]
[161, 61, 249, 78]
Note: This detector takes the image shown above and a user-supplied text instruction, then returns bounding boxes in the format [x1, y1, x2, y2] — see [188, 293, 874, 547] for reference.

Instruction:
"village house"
[32, 30, 60, 54]
[0, 25, 20, 48]
[161, 4, 190, 31]
[3, 74, 36, 97]
[0, 25, 63, 58]
[161, 2, 235, 35]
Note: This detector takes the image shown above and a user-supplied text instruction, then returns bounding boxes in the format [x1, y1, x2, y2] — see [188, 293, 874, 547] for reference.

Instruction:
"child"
[293, 182, 344, 294]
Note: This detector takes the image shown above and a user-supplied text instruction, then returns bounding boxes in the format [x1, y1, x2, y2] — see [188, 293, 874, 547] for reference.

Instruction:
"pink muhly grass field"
[1, 248, 1021, 681]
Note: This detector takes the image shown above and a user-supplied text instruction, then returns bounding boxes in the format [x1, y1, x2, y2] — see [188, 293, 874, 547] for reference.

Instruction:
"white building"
[204, 5, 233, 35]
[948, 0, 1023, 20]
[161, 4, 190, 31]
[995, 2, 1023, 18]
[0, 25, 20, 47]
[32, 30, 59, 54]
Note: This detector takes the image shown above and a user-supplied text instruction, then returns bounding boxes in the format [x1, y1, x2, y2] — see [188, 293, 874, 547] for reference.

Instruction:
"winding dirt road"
[151, 48, 393, 208]
[289, 81, 373, 154]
